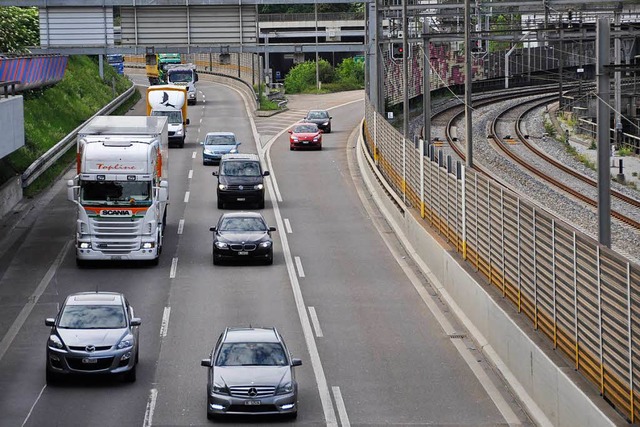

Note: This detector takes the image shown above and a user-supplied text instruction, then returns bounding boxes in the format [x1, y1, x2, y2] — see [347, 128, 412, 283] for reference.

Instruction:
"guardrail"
[20, 83, 136, 188]
[576, 117, 640, 154]
[363, 97, 640, 423]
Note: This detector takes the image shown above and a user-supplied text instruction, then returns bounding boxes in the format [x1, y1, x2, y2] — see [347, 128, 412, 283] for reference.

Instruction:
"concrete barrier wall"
[0, 177, 22, 219]
[355, 131, 624, 427]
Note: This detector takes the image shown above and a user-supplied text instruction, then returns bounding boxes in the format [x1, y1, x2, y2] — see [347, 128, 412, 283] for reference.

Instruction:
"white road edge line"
[352, 125, 524, 426]
[258, 128, 338, 427]
[142, 388, 158, 427]
[184, 191, 190, 203]
[284, 218, 292, 234]
[177, 219, 185, 235]
[22, 385, 46, 427]
[332, 386, 351, 427]
[188, 169, 193, 179]
[170, 257, 178, 279]
[294, 256, 305, 278]
[160, 307, 171, 338]
[308, 307, 323, 337]
[0, 239, 72, 362]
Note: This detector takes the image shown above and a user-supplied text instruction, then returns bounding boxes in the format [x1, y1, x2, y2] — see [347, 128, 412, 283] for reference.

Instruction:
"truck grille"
[90, 217, 142, 253]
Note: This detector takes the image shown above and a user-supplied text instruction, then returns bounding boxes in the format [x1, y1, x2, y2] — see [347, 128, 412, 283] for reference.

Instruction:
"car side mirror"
[200, 141, 204, 145]
[45, 318, 55, 327]
[237, 142, 242, 145]
[269, 226, 276, 232]
[130, 318, 142, 327]
[210, 226, 217, 232]
[263, 171, 270, 176]
[291, 358, 302, 367]
[212, 171, 218, 176]
[201, 359, 212, 367]
[288, 130, 293, 134]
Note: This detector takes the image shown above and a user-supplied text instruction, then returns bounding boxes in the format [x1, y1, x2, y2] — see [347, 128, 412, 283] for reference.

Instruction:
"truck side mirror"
[194, 73, 199, 82]
[157, 180, 169, 202]
[67, 179, 78, 202]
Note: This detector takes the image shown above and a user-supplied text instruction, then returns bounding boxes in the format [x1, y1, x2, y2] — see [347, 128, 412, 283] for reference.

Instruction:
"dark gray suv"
[45, 292, 141, 384]
[201, 327, 302, 419]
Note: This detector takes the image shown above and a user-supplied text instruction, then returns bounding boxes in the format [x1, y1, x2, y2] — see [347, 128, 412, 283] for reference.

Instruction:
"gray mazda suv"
[45, 292, 141, 384]
[201, 327, 302, 419]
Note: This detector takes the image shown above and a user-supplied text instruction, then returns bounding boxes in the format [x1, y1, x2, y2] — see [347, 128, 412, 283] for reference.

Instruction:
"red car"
[288, 123, 323, 151]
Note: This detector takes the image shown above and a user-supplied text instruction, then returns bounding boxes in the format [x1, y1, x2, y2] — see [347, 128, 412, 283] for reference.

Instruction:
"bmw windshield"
[80, 181, 152, 206]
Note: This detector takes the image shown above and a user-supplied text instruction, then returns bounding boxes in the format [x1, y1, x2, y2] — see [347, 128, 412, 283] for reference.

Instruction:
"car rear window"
[216, 342, 288, 366]
[58, 305, 127, 329]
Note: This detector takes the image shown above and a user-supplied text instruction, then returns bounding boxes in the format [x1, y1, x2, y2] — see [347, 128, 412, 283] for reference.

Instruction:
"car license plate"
[236, 197, 245, 201]
[238, 251, 249, 255]
[245, 400, 261, 406]
[302, 141, 309, 144]
[82, 357, 97, 364]
[111, 255, 121, 260]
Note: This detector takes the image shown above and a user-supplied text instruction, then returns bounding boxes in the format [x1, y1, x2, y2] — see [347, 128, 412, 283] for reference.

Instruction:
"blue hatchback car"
[201, 132, 241, 165]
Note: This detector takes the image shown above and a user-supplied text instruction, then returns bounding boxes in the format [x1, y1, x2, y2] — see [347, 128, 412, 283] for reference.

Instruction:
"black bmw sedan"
[210, 212, 276, 265]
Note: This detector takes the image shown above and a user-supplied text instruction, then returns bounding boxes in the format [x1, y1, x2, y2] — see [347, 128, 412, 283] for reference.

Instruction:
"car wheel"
[265, 252, 273, 265]
[213, 255, 220, 265]
[149, 256, 159, 266]
[326, 126, 331, 133]
[217, 200, 224, 209]
[123, 365, 136, 383]
[318, 144, 322, 151]
[290, 146, 295, 151]
[285, 411, 297, 420]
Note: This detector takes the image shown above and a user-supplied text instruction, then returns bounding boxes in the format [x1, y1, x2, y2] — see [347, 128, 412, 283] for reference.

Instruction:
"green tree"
[284, 59, 335, 93]
[0, 7, 39, 53]
[336, 58, 364, 86]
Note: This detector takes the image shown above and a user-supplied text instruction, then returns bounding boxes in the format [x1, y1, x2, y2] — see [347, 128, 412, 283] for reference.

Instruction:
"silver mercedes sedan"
[45, 292, 141, 384]
[201, 327, 302, 419]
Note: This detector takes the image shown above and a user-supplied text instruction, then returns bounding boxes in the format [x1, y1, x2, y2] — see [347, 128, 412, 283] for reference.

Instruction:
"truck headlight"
[79, 242, 91, 249]
[142, 242, 155, 249]
[175, 128, 183, 136]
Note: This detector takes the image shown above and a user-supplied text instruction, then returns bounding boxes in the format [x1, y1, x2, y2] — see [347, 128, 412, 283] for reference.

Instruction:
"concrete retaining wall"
[0, 177, 22, 219]
[356, 131, 625, 427]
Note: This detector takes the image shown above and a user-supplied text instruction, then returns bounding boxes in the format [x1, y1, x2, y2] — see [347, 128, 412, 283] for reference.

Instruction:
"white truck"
[67, 115, 169, 266]
[165, 63, 198, 105]
[146, 85, 189, 148]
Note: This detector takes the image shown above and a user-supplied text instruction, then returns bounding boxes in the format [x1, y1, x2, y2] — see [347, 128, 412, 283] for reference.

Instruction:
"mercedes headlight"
[212, 382, 230, 395]
[48, 335, 64, 349]
[276, 382, 293, 395]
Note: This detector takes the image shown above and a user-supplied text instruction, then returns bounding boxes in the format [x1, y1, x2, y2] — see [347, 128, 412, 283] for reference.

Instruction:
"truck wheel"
[76, 258, 88, 268]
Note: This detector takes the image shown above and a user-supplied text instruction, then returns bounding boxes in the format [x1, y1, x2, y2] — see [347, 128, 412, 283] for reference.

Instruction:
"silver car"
[201, 131, 241, 165]
[201, 327, 302, 419]
[45, 292, 141, 384]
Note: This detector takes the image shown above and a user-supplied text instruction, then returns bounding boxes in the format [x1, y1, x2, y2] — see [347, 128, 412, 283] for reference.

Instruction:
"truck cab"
[166, 63, 198, 105]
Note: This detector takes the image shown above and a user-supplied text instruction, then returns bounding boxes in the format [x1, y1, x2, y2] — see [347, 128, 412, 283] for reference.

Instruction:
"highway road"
[0, 76, 534, 426]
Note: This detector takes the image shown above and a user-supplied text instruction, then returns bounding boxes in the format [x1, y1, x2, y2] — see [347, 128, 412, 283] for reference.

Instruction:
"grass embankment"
[0, 55, 140, 197]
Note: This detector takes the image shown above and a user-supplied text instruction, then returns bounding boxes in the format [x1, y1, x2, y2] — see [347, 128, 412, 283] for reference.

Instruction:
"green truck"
[145, 53, 182, 85]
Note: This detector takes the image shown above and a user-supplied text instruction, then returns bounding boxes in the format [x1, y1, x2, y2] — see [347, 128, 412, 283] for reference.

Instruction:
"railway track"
[440, 93, 640, 230]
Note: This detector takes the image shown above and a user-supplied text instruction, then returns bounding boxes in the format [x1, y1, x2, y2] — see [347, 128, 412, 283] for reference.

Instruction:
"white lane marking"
[188, 169, 193, 179]
[352, 131, 523, 426]
[192, 151, 197, 159]
[332, 386, 351, 427]
[170, 257, 178, 279]
[308, 307, 323, 337]
[0, 240, 72, 362]
[142, 388, 158, 427]
[184, 191, 190, 203]
[294, 256, 305, 278]
[284, 218, 292, 234]
[177, 219, 185, 235]
[22, 385, 46, 427]
[160, 307, 171, 338]
[259, 144, 337, 426]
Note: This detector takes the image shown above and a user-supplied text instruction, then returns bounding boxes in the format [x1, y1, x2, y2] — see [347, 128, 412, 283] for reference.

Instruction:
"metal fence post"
[374, 114, 378, 164]
[533, 208, 538, 330]
[501, 188, 505, 296]
[487, 180, 492, 284]
[475, 174, 479, 269]
[574, 231, 579, 370]
[420, 138, 425, 218]
[552, 219, 557, 348]
[462, 165, 467, 260]
[517, 198, 522, 312]
[597, 245, 604, 395]
[627, 262, 635, 422]
[402, 135, 406, 204]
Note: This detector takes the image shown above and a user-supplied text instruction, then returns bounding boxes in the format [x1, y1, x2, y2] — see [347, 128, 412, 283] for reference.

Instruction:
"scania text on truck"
[146, 85, 189, 148]
[166, 63, 198, 105]
[67, 116, 169, 267]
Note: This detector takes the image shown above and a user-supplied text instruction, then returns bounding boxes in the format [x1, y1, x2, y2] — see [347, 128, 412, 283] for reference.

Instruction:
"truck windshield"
[168, 71, 193, 83]
[80, 181, 152, 206]
[108, 54, 124, 64]
[151, 110, 182, 124]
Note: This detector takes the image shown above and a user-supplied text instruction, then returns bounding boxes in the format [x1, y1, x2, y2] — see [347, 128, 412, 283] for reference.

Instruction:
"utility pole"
[614, 11, 622, 147]
[315, 1, 320, 91]
[402, 0, 409, 140]
[596, 18, 611, 248]
[423, 21, 431, 154]
[464, 0, 473, 167]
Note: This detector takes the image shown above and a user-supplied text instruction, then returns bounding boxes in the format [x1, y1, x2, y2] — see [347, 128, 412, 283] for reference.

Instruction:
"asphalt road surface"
[0, 76, 534, 426]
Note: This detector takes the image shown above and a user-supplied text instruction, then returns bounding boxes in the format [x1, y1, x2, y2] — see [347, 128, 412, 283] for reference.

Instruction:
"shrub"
[284, 59, 334, 93]
[336, 58, 364, 88]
